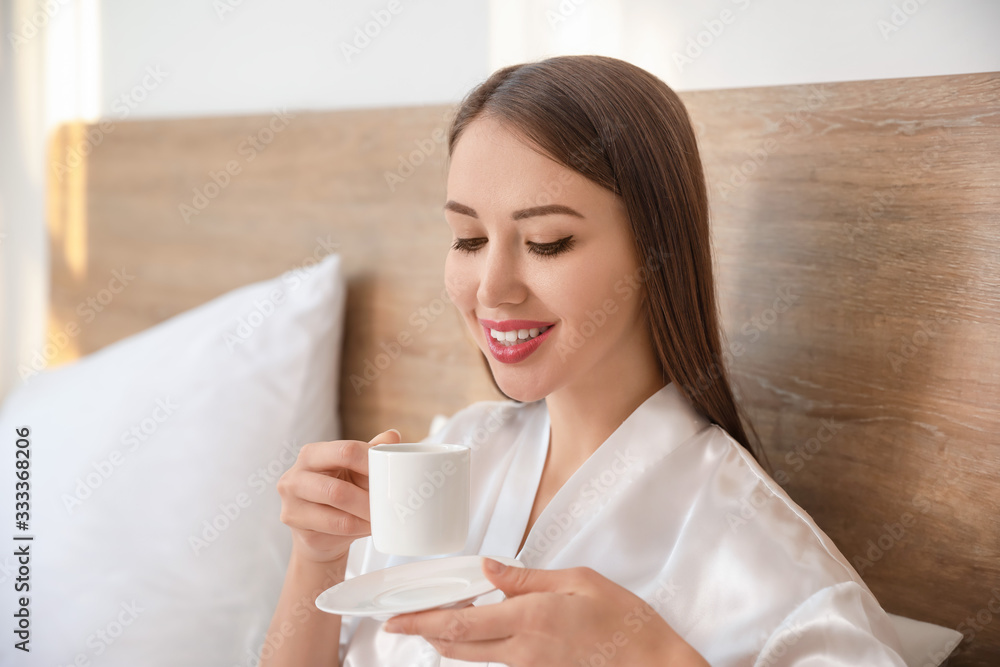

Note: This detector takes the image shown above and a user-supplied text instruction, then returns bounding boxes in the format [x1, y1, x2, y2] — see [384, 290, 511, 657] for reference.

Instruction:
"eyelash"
[451, 236, 576, 257]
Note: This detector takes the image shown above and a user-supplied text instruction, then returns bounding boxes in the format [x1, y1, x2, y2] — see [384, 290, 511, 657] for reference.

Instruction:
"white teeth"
[489, 325, 551, 346]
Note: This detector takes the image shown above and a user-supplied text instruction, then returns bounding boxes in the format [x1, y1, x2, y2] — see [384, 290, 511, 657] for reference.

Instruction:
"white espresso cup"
[368, 443, 470, 556]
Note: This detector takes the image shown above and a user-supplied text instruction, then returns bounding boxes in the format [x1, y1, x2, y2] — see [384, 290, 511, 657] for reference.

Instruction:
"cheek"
[549, 255, 644, 347]
[546, 253, 630, 319]
[444, 254, 478, 312]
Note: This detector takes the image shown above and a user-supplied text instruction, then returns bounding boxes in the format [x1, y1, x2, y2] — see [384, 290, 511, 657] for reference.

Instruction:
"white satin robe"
[339, 382, 907, 666]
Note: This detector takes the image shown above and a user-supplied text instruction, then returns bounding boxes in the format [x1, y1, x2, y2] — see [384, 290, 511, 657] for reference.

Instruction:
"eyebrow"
[443, 200, 585, 221]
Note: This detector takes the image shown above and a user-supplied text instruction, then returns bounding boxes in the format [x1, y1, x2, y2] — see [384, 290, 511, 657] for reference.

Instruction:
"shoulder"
[692, 424, 868, 591]
[656, 425, 906, 660]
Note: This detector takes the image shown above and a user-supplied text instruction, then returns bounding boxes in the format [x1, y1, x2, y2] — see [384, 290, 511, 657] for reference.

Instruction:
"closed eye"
[451, 235, 576, 257]
[528, 236, 575, 257]
[451, 237, 487, 254]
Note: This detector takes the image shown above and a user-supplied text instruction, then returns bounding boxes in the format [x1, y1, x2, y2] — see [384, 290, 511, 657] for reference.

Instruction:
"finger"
[482, 560, 591, 598]
[369, 428, 402, 446]
[298, 440, 372, 476]
[426, 636, 515, 664]
[281, 496, 371, 537]
[385, 596, 524, 642]
[294, 469, 371, 522]
[296, 430, 399, 477]
[346, 429, 401, 491]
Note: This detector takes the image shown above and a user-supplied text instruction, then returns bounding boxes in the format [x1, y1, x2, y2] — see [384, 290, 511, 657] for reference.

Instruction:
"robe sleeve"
[752, 581, 908, 667]
[338, 535, 372, 664]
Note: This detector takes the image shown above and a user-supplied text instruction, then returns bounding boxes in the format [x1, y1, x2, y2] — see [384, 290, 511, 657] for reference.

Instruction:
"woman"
[262, 55, 907, 666]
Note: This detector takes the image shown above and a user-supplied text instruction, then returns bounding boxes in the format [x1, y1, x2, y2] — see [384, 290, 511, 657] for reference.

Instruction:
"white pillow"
[0, 253, 345, 666]
[887, 613, 963, 667]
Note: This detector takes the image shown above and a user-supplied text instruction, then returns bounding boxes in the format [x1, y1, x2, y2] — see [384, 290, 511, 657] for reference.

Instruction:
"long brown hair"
[446, 55, 767, 469]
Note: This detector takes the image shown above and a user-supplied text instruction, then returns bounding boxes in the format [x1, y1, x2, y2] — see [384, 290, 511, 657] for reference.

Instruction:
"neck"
[544, 341, 666, 472]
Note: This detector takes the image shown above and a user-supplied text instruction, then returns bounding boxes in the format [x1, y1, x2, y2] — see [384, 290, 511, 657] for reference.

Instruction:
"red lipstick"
[479, 319, 556, 364]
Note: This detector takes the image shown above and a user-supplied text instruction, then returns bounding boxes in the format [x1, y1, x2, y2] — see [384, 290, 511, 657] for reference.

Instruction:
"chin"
[471, 327, 557, 402]
[489, 365, 552, 403]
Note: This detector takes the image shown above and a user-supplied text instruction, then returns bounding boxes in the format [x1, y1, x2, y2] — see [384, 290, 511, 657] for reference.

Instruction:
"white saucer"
[316, 555, 524, 620]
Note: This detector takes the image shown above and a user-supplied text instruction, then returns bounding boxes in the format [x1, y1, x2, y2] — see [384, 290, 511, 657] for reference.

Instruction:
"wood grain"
[46, 71, 999, 664]
[684, 71, 1000, 666]
[45, 105, 505, 443]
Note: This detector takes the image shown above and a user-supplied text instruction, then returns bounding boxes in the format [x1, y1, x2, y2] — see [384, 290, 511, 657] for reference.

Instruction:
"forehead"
[446, 116, 595, 212]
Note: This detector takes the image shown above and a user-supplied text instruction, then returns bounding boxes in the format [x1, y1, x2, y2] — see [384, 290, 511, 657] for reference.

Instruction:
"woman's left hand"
[383, 558, 709, 666]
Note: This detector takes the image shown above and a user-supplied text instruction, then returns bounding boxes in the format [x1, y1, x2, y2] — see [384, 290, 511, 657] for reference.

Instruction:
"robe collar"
[508, 382, 711, 567]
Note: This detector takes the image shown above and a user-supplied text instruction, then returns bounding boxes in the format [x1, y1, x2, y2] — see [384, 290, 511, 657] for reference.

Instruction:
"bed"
[20, 70, 1000, 665]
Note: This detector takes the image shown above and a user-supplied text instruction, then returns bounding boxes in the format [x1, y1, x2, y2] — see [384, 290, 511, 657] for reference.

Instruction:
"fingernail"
[384, 619, 401, 633]
[484, 558, 505, 574]
[387, 428, 401, 438]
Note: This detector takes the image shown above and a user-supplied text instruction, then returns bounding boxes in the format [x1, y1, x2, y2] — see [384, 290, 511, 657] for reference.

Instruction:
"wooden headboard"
[46, 71, 999, 665]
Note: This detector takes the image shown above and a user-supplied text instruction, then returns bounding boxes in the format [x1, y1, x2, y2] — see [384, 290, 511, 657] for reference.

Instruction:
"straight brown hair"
[446, 54, 767, 469]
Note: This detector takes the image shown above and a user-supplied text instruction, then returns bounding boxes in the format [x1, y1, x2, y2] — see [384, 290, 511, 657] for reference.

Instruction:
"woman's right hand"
[277, 428, 401, 565]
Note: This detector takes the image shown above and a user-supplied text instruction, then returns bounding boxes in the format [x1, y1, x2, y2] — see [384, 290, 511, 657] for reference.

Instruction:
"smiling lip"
[479, 319, 554, 332]
[479, 319, 556, 364]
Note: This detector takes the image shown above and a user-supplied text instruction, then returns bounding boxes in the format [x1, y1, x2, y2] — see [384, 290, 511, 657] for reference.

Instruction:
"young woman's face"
[444, 115, 653, 403]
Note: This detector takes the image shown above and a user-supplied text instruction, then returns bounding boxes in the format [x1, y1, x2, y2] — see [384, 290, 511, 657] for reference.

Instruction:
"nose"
[477, 241, 527, 310]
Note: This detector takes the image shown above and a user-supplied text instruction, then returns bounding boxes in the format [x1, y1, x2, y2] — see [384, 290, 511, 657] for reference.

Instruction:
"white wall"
[2, 0, 999, 404]
[97, 0, 490, 119]
[0, 0, 490, 404]
[489, 0, 1000, 90]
